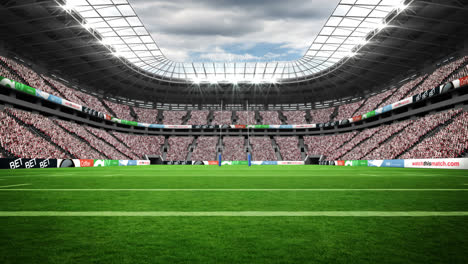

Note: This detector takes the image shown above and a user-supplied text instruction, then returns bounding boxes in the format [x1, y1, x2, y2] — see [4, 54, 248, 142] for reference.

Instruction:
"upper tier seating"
[187, 110, 209, 125]
[0, 57, 61, 97]
[304, 132, 357, 159]
[163, 111, 187, 125]
[133, 107, 159, 124]
[250, 137, 276, 161]
[191, 137, 218, 161]
[0, 109, 68, 159]
[259, 111, 282, 125]
[212, 111, 232, 125]
[355, 89, 395, 116]
[112, 132, 164, 158]
[166, 137, 194, 161]
[328, 128, 381, 161]
[222, 137, 246, 161]
[378, 76, 427, 107]
[309, 108, 334, 124]
[42, 76, 87, 106]
[103, 100, 134, 121]
[275, 137, 302, 161]
[335, 100, 365, 120]
[401, 111, 468, 159]
[283, 111, 307, 124]
[0, 64, 18, 82]
[236, 111, 256, 124]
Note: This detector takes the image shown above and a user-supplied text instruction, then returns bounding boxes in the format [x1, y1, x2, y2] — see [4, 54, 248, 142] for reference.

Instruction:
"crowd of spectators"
[236, 111, 256, 124]
[450, 64, 468, 81]
[163, 111, 187, 125]
[305, 132, 357, 159]
[259, 111, 282, 125]
[328, 128, 380, 161]
[0, 109, 68, 159]
[187, 110, 209, 125]
[165, 137, 194, 161]
[275, 137, 302, 161]
[250, 137, 276, 161]
[73, 90, 109, 113]
[401, 111, 468, 159]
[42, 76, 87, 106]
[309, 108, 334, 124]
[191, 137, 218, 161]
[112, 132, 164, 158]
[355, 89, 395, 116]
[0, 56, 61, 97]
[378, 76, 427, 107]
[222, 137, 247, 161]
[335, 100, 365, 120]
[212, 111, 232, 125]
[340, 121, 411, 160]
[103, 100, 135, 121]
[410, 57, 468, 97]
[8, 108, 105, 159]
[133, 107, 159, 124]
[0, 64, 18, 82]
[365, 110, 460, 160]
[283, 111, 307, 124]
[86, 126, 139, 159]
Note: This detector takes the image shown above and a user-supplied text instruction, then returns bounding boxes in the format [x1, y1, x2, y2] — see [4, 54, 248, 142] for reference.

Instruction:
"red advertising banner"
[460, 76, 468, 87]
[234, 125, 246, 129]
[352, 116, 362, 122]
[80, 159, 94, 167]
[206, 161, 218, 165]
[337, 160, 345, 166]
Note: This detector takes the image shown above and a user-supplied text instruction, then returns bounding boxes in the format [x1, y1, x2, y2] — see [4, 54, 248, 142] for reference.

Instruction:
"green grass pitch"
[0, 165, 467, 264]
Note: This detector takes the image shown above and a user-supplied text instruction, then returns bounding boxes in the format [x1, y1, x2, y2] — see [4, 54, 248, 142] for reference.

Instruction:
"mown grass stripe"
[0, 188, 468, 192]
[1, 211, 468, 217]
[0, 184, 31, 188]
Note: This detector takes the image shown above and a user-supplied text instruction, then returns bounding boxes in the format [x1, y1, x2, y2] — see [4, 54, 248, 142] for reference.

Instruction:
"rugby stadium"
[0, 0, 468, 263]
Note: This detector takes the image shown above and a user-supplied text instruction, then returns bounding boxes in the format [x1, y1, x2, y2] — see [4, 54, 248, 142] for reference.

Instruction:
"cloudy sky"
[128, 0, 339, 62]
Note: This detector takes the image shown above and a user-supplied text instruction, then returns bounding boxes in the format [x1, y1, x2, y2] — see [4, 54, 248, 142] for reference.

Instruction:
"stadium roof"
[59, 0, 411, 84]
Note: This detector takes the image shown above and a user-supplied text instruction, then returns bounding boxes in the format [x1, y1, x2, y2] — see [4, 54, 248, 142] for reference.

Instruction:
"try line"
[0, 188, 468, 192]
[0, 211, 468, 217]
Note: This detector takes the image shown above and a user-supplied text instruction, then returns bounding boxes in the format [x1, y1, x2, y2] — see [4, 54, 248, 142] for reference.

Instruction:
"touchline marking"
[0, 211, 467, 217]
[0, 184, 31, 188]
[0, 188, 467, 192]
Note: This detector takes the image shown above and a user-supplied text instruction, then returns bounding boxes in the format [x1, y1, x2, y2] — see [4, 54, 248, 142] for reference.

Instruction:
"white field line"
[0, 184, 31, 188]
[0, 188, 467, 192]
[0, 174, 464, 178]
[0, 211, 468, 217]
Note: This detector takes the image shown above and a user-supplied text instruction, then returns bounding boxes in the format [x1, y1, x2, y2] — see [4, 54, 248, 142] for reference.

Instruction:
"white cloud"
[128, 0, 339, 62]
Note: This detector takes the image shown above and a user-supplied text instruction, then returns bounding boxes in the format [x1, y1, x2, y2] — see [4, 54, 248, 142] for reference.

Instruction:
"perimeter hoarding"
[404, 158, 468, 169]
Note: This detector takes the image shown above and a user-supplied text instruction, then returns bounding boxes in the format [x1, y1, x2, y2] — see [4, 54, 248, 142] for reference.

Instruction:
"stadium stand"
[86, 126, 139, 160]
[335, 100, 365, 120]
[236, 111, 256, 124]
[0, 109, 68, 159]
[378, 75, 427, 107]
[187, 110, 210, 125]
[166, 137, 194, 161]
[103, 99, 135, 121]
[304, 132, 357, 159]
[191, 137, 218, 161]
[365, 110, 460, 160]
[309, 108, 334, 124]
[355, 89, 395, 116]
[328, 127, 381, 161]
[0, 64, 18, 82]
[212, 111, 232, 125]
[42, 76, 87, 106]
[222, 137, 247, 161]
[250, 137, 276, 161]
[340, 121, 412, 161]
[275, 137, 302, 161]
[259, 111, 282, 125]
[401, 111, 468, 159]
[7, 108, 105, 159]
[163, 111, 187, 125]
[112, 132, 164, 158]
[133, 107, 159, 124]
[283, 111, 307, 124]
[0, 56, 62, 97]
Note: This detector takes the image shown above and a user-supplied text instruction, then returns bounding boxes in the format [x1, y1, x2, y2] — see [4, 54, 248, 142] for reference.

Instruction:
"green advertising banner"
[104, 160, 119, 167]
[363, 110, 376, 119]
